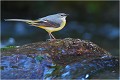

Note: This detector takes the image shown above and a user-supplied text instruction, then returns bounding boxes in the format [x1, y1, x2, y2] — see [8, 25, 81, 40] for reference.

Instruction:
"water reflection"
[98, 24, 119, 40]
[1, 37, 15, 48]
[14, 23, 28, 36]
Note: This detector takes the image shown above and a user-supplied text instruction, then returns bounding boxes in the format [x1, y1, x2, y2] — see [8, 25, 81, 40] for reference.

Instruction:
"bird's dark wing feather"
[36, 20, 60, 28]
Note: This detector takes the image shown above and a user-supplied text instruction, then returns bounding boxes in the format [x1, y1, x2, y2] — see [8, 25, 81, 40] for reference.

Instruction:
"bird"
[5, 13, 68, 39]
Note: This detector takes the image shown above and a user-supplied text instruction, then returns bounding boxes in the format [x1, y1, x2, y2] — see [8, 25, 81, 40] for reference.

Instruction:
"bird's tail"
[5, 19, 39, 26]
[4, 19, 33, 22]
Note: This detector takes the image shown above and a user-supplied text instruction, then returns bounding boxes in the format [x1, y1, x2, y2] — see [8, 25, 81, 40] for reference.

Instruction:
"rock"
[1, 38, 119, 79]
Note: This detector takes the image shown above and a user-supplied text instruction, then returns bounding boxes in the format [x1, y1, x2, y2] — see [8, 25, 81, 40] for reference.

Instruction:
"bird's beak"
[65, 14, 69, 16]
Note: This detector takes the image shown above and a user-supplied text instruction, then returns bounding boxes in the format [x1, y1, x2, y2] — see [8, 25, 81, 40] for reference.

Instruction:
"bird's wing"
[36, 20, 60, 28]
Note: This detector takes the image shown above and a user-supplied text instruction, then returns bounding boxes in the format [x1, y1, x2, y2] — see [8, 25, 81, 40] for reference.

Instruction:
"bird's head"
[55, 13, 69, 21]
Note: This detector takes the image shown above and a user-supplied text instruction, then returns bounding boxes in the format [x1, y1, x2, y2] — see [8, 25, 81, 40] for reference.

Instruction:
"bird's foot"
[46, 39, 56, 41]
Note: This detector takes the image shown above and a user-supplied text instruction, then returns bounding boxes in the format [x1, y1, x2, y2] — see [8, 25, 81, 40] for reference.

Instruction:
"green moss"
[0, 66, 5, 70]
[0, 46, 17, 51]
[45, 64, 63, 78]
[35, 55, 44, 62]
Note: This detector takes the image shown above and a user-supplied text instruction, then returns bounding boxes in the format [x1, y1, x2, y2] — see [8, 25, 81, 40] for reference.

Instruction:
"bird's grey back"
[39, 14, 63, 25]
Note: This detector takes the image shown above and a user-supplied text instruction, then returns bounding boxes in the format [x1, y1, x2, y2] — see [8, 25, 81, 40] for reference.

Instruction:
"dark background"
[1, 1, 119, 56]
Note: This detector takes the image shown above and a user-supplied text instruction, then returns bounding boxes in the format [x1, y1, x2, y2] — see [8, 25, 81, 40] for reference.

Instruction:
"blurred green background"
[1, 1, 119, 56]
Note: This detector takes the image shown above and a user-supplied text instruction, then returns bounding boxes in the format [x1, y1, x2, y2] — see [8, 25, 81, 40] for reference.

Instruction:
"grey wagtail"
[5, 13, 68, 39]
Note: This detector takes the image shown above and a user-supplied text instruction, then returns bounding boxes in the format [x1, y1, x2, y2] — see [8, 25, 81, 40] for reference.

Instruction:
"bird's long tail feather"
[4, 19, 33, 22]
[5, 19, 39, 26]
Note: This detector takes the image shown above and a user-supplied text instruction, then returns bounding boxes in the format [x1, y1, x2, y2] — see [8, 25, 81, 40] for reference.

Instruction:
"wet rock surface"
[1, 38, 119, 79]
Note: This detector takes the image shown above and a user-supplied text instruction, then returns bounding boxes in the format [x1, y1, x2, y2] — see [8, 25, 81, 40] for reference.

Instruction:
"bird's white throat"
[61, 17, 66, 21]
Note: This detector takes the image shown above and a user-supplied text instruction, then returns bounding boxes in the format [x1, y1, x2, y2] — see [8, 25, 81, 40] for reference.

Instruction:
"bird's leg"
[48, 33, 52, 39]
[50, 33, 56, 39]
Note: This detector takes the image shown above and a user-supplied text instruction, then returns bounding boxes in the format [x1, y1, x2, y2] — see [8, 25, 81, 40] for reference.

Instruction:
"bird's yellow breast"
[38, 20, 66, 33]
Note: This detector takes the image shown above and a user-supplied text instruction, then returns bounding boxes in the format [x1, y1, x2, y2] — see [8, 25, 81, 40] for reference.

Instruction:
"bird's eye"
[61, 15, 64, 16]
